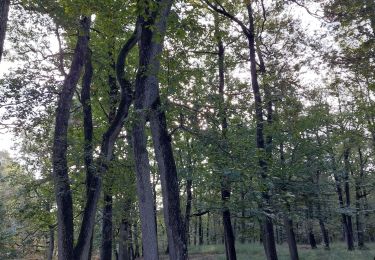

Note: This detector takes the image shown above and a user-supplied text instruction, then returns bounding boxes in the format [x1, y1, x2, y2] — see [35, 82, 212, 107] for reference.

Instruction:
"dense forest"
[0, 0, 374, 259]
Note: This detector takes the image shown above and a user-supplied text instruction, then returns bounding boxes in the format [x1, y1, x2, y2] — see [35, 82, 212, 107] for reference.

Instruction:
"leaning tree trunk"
[74, 20, 139, 260]
[246, 4, 278, 260]
[52, 16, 91, 260]
[0, 0, 10, 62]
[283, 213, 299, 260]
[133, 1, 187, 259]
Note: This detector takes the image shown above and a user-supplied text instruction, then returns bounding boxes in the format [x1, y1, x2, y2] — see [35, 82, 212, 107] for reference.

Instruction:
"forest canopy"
[0, 0, 374, 259]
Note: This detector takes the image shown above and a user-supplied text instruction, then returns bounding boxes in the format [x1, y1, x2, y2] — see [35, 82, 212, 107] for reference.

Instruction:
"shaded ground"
[185, 242, 375, 260]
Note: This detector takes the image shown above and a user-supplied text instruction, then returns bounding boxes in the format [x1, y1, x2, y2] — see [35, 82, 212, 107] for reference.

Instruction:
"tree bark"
[118, 220, 131, 260]
[283, 214, 299, 260]
[0, 0, 10, 62]
[80, 45, 95, 260]
[52, 16, 90, 260]
[132, 1, 187, 259]
[246, 4, 278, 260]
[47, 225, 55, 260]
[343, 148, 355, 250]
[101, 194, 113, 260]
[356, 148, 366, 248]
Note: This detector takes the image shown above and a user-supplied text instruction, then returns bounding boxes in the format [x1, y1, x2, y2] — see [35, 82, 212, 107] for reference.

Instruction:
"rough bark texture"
[149, 103, 188, 259]
[80, 47, 95, 260]
[52, 16, 90, 260]
[0, 0, 10, 62]
[132, 1, 187, 259]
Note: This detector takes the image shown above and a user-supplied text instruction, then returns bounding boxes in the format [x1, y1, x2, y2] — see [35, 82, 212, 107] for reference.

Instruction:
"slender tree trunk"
[245, 4, 278, 259]
[118, 220, 131, 260]
[52, 17, 91, 260]
[283, 214, 299, 260]
[194, 217, 198, 246]
[331, 153, 354, 250]
[80, 45, 95, 260]
[356, 148, 366, 248]
[206, 213, 210, 245]
[133, 222, 140, 258]
[280, 144, 299, 259]
[184, 143, 193, 244]
[101, 194, 113, 260]
[199, 215, 203, 245]
[308, 228, 317, 249]
[101, 55, 120, 260]
[343, 148, 355, 250]
[215, 17, 237, 260]
[47, 225, 55, 260]
[0, 0, 10, 62]
[316, 171, 330, 250]
[318, 217, 330, 249]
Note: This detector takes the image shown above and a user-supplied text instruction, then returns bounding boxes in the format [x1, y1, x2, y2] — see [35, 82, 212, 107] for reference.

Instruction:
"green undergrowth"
[187, 242, 375, 260]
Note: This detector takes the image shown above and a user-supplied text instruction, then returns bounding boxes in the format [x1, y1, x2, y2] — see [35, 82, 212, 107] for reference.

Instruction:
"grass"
[187, 242, 375, 260]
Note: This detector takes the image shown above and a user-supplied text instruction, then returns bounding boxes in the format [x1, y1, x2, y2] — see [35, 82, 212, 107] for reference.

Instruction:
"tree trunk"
[319, 218, 330, 249]
[331, 153, 354, 251]
[133, 222, 140, 258]
[149, 106, 188, 259]
[74, 21, 139, 260]
[118, 220, 131, 260]
[215, 17, 237, 260]
[198, 215, 203, 245]
[0, 0, 10, 62]
[52, 16, 91, 260]
[308, 229, 317, 249]
[356, 148, 366, 249]
[101, 194, 113, 260]
[343, 148, 355, 250]
[283, 215, 299, 260]
[80, 44, 95, 260]
[132, 116, 159, 260]
[100, 52, 119, 260]
[246, 4, 278, 259]
[47, 225, 55, 260]
[133, 2, 187, 258]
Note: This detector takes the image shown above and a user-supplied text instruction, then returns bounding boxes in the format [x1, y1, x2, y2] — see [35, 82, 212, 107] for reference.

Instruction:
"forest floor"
[181, 242, 375, 260]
